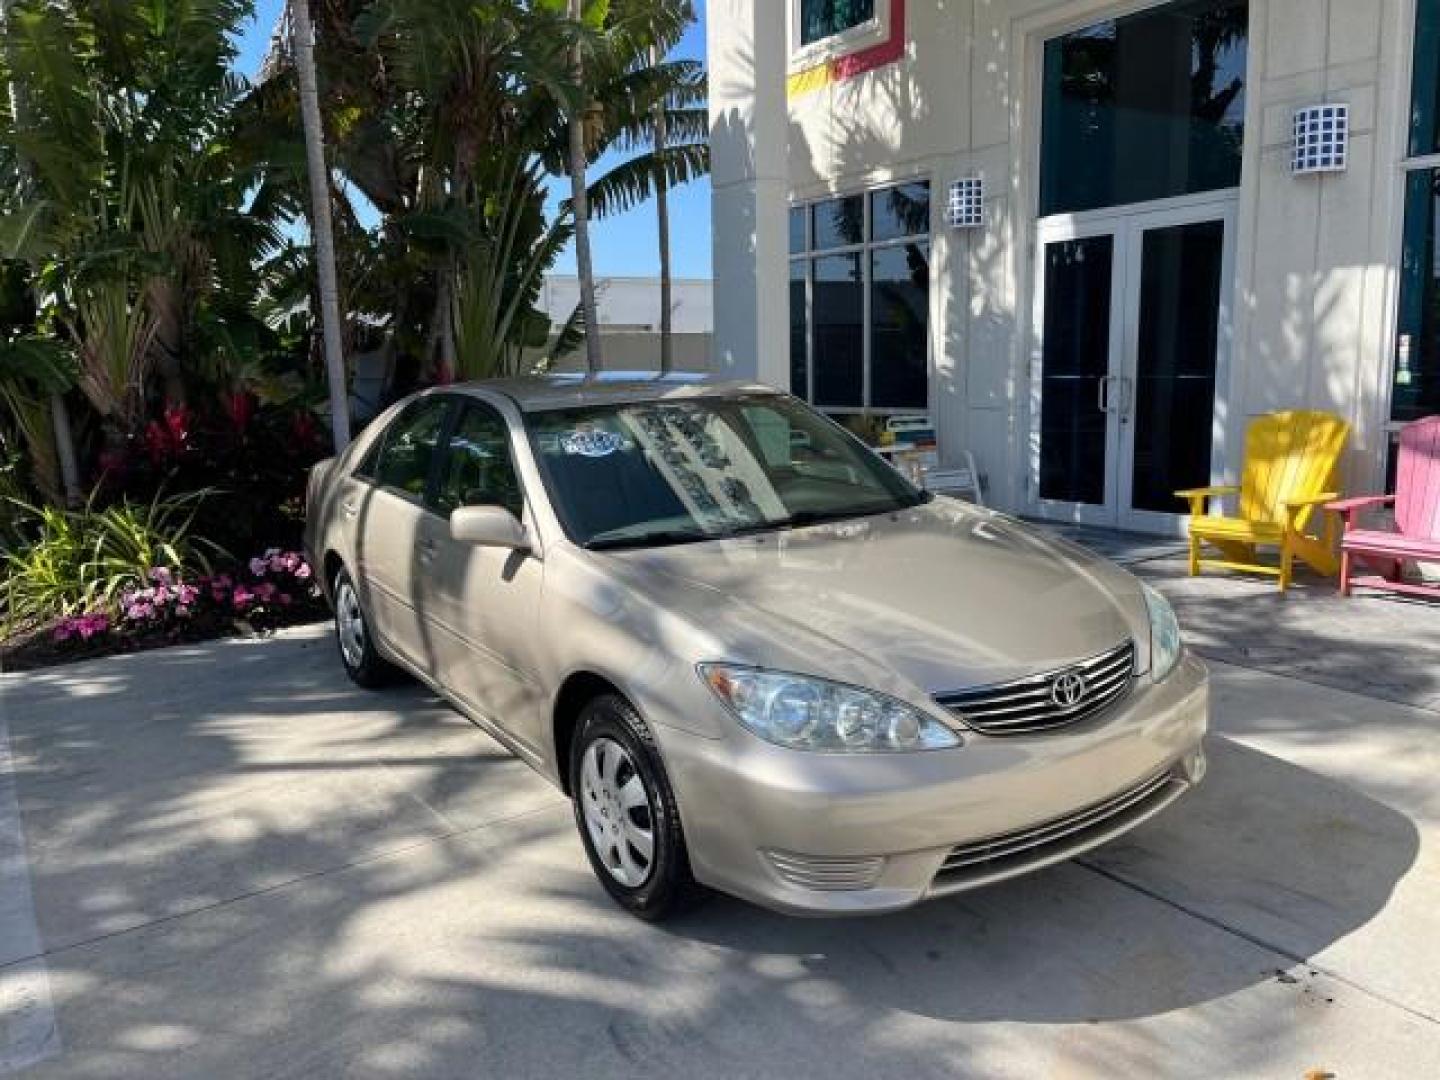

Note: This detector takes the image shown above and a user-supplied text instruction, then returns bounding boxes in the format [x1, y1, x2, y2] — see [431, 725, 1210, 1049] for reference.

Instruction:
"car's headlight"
[1143, 583, 1183, 681]
[698, 665, 962, 752]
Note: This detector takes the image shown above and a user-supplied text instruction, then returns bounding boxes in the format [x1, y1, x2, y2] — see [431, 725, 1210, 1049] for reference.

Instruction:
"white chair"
[872, 416, 985, 507]
[923, 451, 985, 507]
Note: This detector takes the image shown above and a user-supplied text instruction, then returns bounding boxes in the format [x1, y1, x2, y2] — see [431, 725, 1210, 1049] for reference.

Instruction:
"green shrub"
[1, 490, 225, 631]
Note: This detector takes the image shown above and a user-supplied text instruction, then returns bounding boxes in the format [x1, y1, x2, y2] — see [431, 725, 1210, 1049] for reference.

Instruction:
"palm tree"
[289, 0, 351, 449]
[275, 0, 699, 385]
[652, 41, 672, 373]
[306, 0, 587, 381]
[568, 0, 602, 374]
[561, 0, 706, 371]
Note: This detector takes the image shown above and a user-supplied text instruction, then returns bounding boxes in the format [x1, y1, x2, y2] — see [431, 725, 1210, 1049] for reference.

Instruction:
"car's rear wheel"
[332, 567, 394, 689]
[569, 694, 704, 920]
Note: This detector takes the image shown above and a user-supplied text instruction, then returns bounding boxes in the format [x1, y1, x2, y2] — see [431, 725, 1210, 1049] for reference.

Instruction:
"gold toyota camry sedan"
[305, 374, 1207, 920]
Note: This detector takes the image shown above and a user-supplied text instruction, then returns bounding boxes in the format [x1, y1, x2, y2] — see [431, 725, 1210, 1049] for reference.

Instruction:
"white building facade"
[709, 0, 1440, 533]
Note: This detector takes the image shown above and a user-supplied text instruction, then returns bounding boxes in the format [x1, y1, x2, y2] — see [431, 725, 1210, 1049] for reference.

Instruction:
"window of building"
[798, 0, 876, 48]
[1396, 2, 1440, 424]
[789, 180, 930, 415]
[1395, 174, 1440, 423]
[1039, 0, 1249, 217]
[1410, 0, 1440, 157]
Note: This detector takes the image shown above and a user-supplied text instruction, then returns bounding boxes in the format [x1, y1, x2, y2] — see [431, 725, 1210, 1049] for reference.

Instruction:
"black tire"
[331, 566, 395, 689]
[569, 694, 705, 921]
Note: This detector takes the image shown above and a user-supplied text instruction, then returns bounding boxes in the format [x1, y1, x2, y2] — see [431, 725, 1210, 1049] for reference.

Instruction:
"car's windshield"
[526, 394, 928, 549]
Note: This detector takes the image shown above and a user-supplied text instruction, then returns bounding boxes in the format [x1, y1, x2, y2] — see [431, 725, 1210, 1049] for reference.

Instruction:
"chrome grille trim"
[934, 641, 1135, 735]
[937, 768, 1174, 877]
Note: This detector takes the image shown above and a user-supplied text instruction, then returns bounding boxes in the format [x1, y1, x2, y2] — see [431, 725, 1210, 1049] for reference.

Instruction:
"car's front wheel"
[332, 566, 394, 689]
[569, 694, 703, 920]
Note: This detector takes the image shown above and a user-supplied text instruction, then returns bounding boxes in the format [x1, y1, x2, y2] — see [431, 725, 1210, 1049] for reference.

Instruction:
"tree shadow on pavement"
[0, 621, 1428, 1079]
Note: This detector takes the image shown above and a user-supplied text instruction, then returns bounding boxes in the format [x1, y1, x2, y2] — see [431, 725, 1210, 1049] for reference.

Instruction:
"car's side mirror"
[450, 505, 531, 552]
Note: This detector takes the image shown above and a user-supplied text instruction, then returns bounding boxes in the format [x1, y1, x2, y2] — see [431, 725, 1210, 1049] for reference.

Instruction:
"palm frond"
[579, 142, 709, 219]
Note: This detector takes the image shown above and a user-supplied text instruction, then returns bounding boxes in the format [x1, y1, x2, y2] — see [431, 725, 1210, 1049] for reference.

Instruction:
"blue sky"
[233, 1, 713, 281]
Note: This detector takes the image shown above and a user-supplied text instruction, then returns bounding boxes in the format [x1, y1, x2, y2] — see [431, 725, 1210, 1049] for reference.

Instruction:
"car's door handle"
[417, 537, 437, 562]
[342, 501, 359, 519]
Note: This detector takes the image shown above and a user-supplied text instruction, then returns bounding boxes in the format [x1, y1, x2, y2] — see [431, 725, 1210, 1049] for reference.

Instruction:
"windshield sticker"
[562, 428, 625, 457]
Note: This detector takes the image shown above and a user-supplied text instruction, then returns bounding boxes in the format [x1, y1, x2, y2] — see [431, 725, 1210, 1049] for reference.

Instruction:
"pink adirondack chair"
[1326, 416, 1440, 599]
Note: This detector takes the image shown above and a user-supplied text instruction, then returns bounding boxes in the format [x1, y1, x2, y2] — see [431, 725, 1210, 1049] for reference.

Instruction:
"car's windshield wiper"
[584, 528, 717, 551]
[585, 500, 930, 551]
[762, 503, 918, 531]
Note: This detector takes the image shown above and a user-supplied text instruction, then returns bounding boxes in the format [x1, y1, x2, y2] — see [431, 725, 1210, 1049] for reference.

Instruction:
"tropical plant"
[0, 0, 289, 442]
[0, 318, 76, 505]
[2, 488, 223, 630]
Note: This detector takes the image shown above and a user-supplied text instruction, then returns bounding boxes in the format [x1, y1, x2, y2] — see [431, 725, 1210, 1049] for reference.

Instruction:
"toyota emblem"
[1050, 670, 1088, 708]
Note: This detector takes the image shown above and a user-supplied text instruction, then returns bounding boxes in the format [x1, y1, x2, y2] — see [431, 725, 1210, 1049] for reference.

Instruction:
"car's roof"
[451, 372, 782, 412]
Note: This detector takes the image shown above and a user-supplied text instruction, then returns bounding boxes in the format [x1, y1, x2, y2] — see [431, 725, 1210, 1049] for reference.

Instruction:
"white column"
[707, 0, 789, 387]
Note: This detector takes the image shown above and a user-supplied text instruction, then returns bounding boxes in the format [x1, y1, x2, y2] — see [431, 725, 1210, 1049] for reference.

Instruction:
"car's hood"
[605, 501, 1149, 697]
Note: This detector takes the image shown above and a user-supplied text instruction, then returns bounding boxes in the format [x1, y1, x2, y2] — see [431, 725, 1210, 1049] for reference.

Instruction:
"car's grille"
[763, 850, 885, 891]
[934, 641, 1135, 735]
[933, 767, 1180, 888]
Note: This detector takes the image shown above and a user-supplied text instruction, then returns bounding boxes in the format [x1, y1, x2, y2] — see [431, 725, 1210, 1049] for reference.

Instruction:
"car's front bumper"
[661, 652, 1208, 915]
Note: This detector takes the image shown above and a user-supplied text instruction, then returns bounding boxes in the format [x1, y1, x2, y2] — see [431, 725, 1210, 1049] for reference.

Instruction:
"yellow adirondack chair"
[1178, 411, 1350, 591]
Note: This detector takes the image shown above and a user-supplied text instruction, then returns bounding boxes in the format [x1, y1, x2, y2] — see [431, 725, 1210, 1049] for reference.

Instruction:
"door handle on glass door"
[1098, 375, 1123, 414]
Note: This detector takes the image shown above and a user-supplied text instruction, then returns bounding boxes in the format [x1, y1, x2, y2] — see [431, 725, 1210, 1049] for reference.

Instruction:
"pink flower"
[57, 612, 110, 641]
[294, 562, 312, 581]
[249, 557, 267, 577]
[153, 586, 170, 605]
[149, 567, 173, 586]
[177, 584, 199, 605]
[231, 586, 254, 610]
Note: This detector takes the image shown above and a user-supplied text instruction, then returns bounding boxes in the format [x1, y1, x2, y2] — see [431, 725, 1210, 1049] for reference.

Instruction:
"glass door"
[1030, 201, 1235, 534]
[1030, 224, 1126, 526]
[1117, 206, 1234, 533]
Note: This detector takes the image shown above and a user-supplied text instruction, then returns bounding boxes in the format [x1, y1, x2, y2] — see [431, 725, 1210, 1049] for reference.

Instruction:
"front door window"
[433, 403, 524, 519]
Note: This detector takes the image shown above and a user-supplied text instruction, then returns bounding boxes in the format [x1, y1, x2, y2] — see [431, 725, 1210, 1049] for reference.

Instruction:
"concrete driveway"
[1, 563, 1438, 1079]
